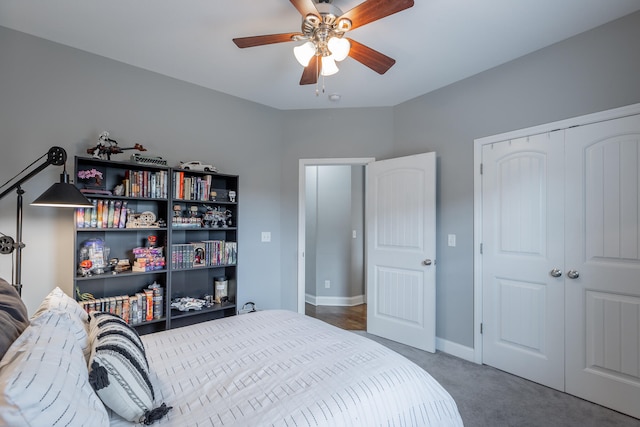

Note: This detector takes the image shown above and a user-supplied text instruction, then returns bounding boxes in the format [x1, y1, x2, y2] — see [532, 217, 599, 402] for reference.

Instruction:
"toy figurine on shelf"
[78, 238, 110, 276]
[126, 211, 162, 228]
[202, 206, 216, 228]
[87, 131, 147, 160]
[225, 209, 233, 227]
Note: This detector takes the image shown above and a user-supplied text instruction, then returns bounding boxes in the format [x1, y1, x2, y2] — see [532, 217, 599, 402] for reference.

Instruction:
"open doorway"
[297, 158, 374, 331]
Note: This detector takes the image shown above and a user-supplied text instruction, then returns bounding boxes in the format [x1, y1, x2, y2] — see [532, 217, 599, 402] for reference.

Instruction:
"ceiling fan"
[233, 0, 415, 85]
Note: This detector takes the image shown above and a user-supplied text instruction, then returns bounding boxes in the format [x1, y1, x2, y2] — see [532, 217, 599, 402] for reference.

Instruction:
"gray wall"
[2, 10, 640, 350]
[279, 11, 640, 348]
[304, 167, 318, 297]
[349, 166, 364, 299]
[0, 25, 284, 314]
[304, 165, 364, 302]
[391, 11, 640, 347]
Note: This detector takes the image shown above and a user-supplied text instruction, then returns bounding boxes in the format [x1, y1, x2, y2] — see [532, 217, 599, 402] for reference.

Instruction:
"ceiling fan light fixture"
[327, 37, 350, 61]
[294, 41, 316, 66]
[336, 18, 352, 32]
[320, 55, 339, 76]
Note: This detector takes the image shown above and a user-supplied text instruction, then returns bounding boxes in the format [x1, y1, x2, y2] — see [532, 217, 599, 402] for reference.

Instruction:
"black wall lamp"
[0, 146, 92, 295]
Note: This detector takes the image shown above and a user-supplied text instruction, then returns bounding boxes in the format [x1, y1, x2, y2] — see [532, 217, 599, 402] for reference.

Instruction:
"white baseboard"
[305, 293, 365, 307]
[436, 337, 476, 363]
[304, 294, 476, 363]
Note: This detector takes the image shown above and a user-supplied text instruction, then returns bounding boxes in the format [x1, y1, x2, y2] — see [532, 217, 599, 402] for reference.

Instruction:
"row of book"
[171, 240, 237, 269]
[79, 285, 164, 325]
[76, 199, 129, 229]
[124, 169, 169, 199]
[173, 171, 213, 201]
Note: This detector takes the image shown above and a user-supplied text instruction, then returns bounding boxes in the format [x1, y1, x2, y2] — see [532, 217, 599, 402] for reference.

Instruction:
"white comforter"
[109, 310, 463, 426]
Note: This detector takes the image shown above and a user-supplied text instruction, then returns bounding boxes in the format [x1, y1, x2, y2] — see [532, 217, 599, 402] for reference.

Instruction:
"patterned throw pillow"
[88, 312, 171, 423]
[31, 286, 91, 362]
[0, 278, 28, 360]
[0, 310, 109, 426]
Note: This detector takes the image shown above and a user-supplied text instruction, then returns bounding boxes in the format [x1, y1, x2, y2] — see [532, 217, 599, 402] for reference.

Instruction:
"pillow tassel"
[88, 361, 110, 390]
[142, 402, 172, 425]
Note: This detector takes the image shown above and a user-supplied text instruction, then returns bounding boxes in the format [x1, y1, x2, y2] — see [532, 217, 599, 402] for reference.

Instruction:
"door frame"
[473, 103, 640, 364]
[297, 157, 375, 314]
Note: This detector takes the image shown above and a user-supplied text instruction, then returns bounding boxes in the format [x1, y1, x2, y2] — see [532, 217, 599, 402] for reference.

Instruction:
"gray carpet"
[353, 331, 640, 427]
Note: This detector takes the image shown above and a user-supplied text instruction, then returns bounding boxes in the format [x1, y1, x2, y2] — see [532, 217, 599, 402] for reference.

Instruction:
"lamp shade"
[328, 37, 350, 62]
[31, 172, 93, 207]
[294, 41, 316, 67]
[321, 55, 339, 76]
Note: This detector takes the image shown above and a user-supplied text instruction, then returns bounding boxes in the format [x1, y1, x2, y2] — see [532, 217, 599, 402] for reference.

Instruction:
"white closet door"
[481, 132, 565, 390]
[565, 114, 640, 418]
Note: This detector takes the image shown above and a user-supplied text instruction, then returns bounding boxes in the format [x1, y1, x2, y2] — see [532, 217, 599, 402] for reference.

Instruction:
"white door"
[366, 152, 436, 352]
[564, 114, 640, 418]
[481, 132, 566, 390]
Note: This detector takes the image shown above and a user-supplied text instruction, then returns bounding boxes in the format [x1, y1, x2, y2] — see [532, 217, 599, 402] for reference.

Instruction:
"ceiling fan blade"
[347, 38, 396, 74]
[300, 55, 320, 85]
[340, 0, 414, 31]
[290, 0, 319, 17]
[233, 33, 302, 48]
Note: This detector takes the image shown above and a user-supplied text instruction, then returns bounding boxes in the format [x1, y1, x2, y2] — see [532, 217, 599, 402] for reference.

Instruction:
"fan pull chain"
[315, 56, 320, 96]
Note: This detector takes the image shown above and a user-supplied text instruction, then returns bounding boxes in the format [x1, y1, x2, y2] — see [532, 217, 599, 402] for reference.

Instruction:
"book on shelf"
[113, 200, 122, 228]
[101, 200, 109, 228]
[119, 201, 128, 228]
[90, 200, 98, 227]
[192, 242, 206, 267]
[107, 200, 116, 228]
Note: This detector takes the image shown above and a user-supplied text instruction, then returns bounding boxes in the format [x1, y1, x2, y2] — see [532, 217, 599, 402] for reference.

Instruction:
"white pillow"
[31, 286, 91, 362]
[0, 310, 109, 427]
[88, 311, 170, 423]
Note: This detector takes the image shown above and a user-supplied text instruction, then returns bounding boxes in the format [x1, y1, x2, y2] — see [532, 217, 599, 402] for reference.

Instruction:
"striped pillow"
[88, 312, 170, 423]
[0, 310, 109, 426]
[31, 286, 91, 362]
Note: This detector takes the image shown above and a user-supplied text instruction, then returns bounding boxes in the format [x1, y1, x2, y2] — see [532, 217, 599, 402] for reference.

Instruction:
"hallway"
[305, 303, 366, 331]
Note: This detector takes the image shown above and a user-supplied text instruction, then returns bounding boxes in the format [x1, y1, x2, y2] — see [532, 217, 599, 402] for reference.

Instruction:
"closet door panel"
[565, 113, 640, 419]
[481, 132, 565, 390]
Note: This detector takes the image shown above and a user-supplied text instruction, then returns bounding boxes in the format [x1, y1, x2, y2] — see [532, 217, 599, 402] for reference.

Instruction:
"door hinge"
[480, 163, 483, 175]
[480, 243, 483, 254]
[480, 323, 483, 334]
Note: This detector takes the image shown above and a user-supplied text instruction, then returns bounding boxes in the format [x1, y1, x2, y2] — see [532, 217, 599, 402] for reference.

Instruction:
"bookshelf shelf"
[73, 156, 238, 334]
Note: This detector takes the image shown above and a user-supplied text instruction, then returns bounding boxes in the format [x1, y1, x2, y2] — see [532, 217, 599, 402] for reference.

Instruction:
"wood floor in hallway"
[305, 303, 366, 331]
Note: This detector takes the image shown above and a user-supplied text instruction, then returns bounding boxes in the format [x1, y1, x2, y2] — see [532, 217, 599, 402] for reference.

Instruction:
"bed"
[0, 282, 463, 426]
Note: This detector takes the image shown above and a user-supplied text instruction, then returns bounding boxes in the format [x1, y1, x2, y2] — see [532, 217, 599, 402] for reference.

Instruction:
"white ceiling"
[1, 0, 639, 110]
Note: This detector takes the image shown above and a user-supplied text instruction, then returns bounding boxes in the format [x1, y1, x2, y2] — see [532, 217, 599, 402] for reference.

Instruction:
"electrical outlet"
[261, 232, 271, 242]
[324, 280, 330, 289]
[448, 234, 456, 247]
[352, 230, 357, 238]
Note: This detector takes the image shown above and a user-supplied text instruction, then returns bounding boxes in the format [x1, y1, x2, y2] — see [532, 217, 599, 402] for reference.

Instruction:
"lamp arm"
[0, 147, 67, 201]
[0, 146, 68, 295]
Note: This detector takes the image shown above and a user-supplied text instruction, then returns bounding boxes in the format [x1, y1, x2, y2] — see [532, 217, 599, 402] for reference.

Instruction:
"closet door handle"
[567, 270, 580, 279]
[423, 259, 433, 266]
[550, 268, 562, 278]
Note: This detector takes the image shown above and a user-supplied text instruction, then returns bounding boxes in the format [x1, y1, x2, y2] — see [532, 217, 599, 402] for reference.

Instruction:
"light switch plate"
[261, 231, 271, 242]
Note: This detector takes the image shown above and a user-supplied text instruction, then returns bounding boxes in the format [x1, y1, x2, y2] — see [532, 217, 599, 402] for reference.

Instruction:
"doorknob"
[549, 268, 562, 278]
[423, 259, 433, 266]
[567, 270, 580, 279]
